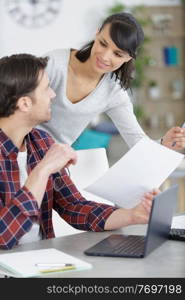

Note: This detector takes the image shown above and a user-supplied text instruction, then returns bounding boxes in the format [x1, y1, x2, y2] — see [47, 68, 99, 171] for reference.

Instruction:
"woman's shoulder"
[104, 73, 128, 95]
[44, 48, 70, 68]
[102, 74, 131, 107]
[44, 48, 70, 76]
[44, 48, 70, 58]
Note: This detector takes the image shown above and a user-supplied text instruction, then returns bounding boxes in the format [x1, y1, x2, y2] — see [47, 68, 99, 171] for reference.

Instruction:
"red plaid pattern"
[0, 128, 116, 249]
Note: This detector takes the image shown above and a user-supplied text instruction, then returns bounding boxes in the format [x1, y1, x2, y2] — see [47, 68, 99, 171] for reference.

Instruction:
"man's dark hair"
[76, 13, 144, 90]
[0, 53, 48, 117]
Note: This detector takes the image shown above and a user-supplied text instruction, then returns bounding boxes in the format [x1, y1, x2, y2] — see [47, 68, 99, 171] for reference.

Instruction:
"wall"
[0, 0, 182, 57]
[135, 5, 185, 136]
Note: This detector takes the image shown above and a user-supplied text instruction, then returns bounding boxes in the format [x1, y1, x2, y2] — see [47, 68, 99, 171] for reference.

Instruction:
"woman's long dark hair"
[76, 13, 144, 90]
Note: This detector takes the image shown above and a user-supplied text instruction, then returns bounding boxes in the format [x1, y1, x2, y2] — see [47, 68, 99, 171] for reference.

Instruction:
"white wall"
[0, 0, 181, 57]
[0, 0, 116, 56]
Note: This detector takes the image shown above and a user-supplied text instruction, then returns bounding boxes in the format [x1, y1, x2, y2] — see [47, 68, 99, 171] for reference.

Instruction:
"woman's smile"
[95, 57, 110, 69]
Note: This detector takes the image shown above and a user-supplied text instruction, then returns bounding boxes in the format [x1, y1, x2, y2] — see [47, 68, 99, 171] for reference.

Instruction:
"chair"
[72, 128, 112, 150]
[53, 148, 113, 237]
[69, 147, 109, 189]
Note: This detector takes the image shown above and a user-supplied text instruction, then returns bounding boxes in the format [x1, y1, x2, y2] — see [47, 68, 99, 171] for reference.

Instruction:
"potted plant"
[148, 80, 160, 99]
[133, 104, 146, 123]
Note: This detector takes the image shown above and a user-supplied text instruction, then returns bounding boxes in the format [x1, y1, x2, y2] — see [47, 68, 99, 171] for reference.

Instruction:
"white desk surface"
[0, 223, 184, 278]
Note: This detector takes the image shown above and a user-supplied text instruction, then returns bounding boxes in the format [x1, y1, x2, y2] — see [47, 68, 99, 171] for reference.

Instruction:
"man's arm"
[53, 167, 159, 232]
[0, 143, 77, 250]
[0, 187, 40, 250]
[104, 190, 160, 230]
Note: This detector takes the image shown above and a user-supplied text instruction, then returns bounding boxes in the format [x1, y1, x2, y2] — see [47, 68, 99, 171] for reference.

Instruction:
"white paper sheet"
[171, 215, 185, 229]
[85, 137, 184, 208]
[69, 148, 109, 189]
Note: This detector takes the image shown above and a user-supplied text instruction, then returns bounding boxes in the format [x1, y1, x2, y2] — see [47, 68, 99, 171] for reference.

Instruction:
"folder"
[0, 248, 92, 277]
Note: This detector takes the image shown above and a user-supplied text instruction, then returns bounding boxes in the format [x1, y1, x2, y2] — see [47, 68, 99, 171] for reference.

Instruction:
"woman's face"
[90, 23, 132, 74]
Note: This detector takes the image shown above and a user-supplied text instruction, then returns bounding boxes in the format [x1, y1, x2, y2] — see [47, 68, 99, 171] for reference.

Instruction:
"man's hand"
[161, 127, 185, 150]
[131, 189, 161, 225]
[38, 143, 77, 175]
[24, 143, 77, 206]
[104, 189, 161, 230]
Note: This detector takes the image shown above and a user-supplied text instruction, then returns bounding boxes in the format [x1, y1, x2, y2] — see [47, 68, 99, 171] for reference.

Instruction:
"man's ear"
[16, 96, 33, 113]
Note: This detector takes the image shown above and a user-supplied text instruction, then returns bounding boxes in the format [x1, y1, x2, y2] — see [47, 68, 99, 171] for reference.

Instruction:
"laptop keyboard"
[169, 228, 185, 241]
[111, 235, 145, 256]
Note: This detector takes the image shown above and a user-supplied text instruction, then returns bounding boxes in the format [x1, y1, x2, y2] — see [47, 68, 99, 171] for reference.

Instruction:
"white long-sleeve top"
[38, 48, 147, 147]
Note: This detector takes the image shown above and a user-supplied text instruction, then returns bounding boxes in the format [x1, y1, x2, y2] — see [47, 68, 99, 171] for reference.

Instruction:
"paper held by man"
[85, 137, 184, 208]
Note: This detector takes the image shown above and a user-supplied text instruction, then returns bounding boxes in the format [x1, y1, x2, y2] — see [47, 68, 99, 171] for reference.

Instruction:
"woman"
[38, 12, 185, 150]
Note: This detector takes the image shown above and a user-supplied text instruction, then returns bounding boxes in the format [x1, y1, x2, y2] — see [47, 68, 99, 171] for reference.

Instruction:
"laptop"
[84, 185, 177, 258]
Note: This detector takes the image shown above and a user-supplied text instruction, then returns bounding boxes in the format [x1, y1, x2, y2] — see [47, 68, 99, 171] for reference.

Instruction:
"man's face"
[29, 70, 56, 125]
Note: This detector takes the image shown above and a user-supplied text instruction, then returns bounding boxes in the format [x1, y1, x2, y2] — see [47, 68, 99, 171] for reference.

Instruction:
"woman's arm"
[106, 98, 146, 148]
[106, 96, 185, 151]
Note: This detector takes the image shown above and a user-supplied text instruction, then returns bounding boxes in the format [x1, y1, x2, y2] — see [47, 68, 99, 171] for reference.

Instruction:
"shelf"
[146, 99, 185, 103]
[146, 34, 185, 39]
[147, 65, 185, 69]
[136, 5, 185, 129]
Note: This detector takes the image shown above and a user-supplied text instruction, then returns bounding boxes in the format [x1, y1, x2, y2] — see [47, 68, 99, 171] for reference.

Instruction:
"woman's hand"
[161, 127, 185, 150]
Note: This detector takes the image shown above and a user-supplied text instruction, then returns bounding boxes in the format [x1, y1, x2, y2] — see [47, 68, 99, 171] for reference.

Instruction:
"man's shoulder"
[29, 128, 54, 148]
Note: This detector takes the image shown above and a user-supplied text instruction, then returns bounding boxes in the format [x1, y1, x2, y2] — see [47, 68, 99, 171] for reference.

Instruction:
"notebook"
[84, 185, 177, 258]
[0, 248, 92, 277]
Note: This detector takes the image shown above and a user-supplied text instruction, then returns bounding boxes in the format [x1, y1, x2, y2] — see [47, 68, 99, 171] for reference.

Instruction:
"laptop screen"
[144, 185, 177, 256]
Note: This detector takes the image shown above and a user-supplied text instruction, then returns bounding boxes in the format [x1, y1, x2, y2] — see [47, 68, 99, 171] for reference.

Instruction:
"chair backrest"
[52, 210, 83, 237]
[69, 148, 109, 189]
[53, 148, 110, 237]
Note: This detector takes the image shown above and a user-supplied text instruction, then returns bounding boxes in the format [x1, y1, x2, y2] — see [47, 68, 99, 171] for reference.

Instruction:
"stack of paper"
[0, 248, 92, 277]
[171, 215, 185, 229]
[85, 137, 184, 208]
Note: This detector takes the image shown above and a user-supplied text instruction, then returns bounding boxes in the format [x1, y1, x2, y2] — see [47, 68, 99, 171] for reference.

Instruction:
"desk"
[0, 224, 184, 278]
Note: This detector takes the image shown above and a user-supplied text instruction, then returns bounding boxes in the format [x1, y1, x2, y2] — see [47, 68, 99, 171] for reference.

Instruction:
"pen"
[172, 123, 185, 147]
[35, 263, 76, 274]
[35, 263, 74, 267]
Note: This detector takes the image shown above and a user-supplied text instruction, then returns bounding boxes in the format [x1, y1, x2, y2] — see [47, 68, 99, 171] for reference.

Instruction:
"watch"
[6, 0, 62, 28]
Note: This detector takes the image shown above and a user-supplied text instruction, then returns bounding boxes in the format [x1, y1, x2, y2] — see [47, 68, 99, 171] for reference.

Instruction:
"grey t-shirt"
[38, 48, 146, 147]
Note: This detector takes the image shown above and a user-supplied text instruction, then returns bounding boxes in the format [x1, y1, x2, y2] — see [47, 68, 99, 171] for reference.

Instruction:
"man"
[0, 54, 159, 250]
